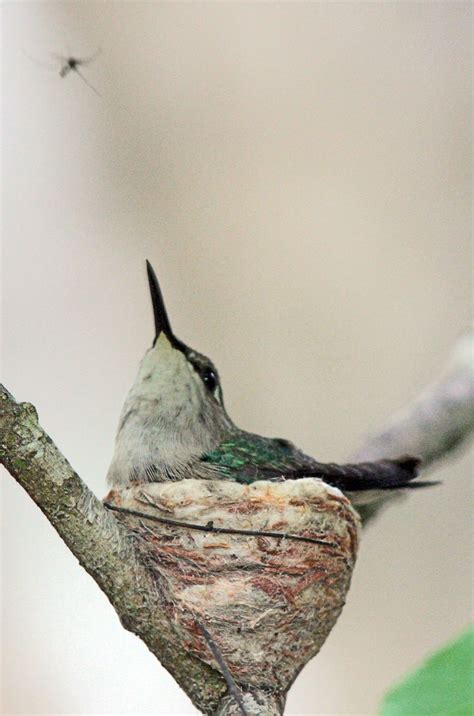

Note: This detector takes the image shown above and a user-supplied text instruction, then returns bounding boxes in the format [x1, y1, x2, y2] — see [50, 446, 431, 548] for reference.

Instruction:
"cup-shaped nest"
[105, 478, 360, 693]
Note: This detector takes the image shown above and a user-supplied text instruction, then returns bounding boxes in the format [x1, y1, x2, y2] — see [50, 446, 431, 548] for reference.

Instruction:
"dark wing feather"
[201, 434, 431, 492]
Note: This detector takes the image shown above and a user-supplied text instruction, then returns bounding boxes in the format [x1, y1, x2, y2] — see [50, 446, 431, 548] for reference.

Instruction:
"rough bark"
[1, 334, 473, 714]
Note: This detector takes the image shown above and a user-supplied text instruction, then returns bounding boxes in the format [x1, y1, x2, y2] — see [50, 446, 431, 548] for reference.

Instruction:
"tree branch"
[353, 333, 474, 523]
[0, 385, 227, 714]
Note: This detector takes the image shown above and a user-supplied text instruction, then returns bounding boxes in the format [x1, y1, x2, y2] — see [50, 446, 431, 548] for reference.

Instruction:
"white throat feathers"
[107, 333, 233, 486]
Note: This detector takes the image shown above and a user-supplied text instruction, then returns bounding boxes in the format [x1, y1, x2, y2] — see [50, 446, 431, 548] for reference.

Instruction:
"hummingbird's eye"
[201, 368, 218, 393]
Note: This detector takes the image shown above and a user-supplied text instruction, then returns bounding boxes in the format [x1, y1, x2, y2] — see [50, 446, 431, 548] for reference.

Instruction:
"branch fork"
[1, 334, 473, 713]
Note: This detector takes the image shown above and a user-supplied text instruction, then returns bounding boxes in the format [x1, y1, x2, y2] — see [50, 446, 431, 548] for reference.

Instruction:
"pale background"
[1, 2, 472, 715]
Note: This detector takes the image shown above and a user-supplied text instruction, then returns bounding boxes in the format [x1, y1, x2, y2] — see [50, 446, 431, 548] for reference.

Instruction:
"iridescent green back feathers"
[201, 433, 312, 484]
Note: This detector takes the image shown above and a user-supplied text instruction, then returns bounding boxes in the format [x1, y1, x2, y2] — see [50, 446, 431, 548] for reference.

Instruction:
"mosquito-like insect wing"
[77, 47, 102, 66]
[22, 50, 58, 71]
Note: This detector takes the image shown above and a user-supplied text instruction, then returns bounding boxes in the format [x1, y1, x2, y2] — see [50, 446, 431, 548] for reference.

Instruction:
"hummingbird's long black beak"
[146, 260, 174, 343]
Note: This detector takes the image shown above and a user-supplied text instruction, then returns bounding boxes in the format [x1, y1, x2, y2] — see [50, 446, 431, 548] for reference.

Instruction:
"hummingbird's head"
[107, 262, 234, 486]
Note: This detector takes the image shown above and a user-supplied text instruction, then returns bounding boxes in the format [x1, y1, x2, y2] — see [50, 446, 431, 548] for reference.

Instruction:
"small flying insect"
[25, 47, 102, 96]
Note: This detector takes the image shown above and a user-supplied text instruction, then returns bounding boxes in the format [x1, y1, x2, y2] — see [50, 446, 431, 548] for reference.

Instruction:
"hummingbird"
[107, 261, 431, 502]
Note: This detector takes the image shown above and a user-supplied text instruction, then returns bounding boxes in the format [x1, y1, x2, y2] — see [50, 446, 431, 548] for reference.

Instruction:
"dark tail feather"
[290, 456, 440, 492]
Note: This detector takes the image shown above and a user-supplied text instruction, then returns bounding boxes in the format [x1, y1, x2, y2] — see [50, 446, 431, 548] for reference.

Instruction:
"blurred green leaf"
[380, 627, 474, 716]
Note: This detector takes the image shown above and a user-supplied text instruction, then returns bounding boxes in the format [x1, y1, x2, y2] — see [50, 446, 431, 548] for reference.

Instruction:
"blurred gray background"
[1, 2, 472, 714]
